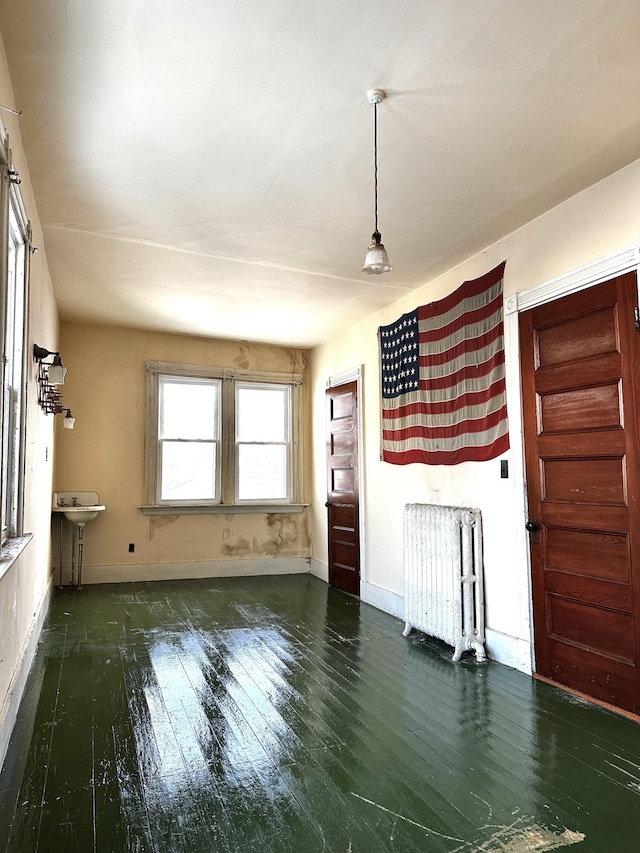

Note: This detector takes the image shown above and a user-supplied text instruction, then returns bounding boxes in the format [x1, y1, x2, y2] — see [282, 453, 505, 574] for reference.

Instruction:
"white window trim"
[0, 128, 30, 550]
[142, 361, 306, 515]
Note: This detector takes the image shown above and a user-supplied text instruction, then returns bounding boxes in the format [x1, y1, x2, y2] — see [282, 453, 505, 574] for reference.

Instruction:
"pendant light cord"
[362, 88, 392, 272]
[374, 101, 379, 234]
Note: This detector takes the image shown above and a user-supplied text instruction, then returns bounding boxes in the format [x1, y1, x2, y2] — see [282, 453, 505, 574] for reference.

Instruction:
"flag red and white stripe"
[379, 262, 509, 465]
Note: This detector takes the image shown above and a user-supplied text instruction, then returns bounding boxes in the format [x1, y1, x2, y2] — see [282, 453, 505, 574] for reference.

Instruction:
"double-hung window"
[158, 376, 221, 503]
[144, 362, 302, 512]
[1, 134, 30, 548]
[236, 382, 291, 501]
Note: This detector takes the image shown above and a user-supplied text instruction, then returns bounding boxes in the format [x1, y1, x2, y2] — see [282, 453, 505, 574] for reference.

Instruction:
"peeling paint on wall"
[221, 523, 252, 557]
[234, 346, 250, 370]
[149, 515, 179, 540]
[217, 513, 310, 558]
[252, 513, 308, 556]
[288, 349, 308, 374]
[221, 536, 252, 557]
[303, 511, 312, 550]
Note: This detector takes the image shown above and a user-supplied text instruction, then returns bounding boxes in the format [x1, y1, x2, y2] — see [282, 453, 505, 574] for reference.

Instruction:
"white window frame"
[235, 380, 292, 505]
[0, 131, 30, 550]
[142, 361, 304, 515]
[157, 374, 222, 505]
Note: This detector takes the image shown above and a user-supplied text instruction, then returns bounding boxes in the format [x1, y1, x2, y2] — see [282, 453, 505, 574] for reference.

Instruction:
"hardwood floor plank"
[2, 575, 639, 851]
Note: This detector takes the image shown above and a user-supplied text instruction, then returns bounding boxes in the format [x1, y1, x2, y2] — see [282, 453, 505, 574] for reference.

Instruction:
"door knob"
[325, 501, 330, 508]
[525, 518, 540, 543]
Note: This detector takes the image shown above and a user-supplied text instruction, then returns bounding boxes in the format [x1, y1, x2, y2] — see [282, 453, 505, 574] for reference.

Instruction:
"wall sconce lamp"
[33, 344, 74, 427]
[62, 409, 75, 429]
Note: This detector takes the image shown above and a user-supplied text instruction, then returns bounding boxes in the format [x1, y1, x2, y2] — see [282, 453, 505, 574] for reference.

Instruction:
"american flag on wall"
[379, 261, 509, 465]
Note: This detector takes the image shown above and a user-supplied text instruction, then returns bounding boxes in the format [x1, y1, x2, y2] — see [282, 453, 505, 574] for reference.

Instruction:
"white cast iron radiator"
[402, 503, 486, 662]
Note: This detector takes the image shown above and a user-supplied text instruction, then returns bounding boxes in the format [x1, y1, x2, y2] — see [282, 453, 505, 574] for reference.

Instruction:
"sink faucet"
[59, 497, 67, 507]
[72, 497, 80, 507]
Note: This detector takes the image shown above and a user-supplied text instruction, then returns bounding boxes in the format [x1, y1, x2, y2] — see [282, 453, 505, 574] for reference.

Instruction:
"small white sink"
[53, 505, 105, 525]
[52, 492, 105, 527]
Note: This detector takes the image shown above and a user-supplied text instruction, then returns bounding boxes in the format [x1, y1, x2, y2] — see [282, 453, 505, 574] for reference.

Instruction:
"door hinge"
[635, 307, 640, 331]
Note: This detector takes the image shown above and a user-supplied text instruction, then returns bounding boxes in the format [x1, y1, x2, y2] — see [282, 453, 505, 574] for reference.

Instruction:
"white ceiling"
[2, 0, 640, 347]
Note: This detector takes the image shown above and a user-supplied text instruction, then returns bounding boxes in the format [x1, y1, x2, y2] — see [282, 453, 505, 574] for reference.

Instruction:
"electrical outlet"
[128, 543, 135, 553]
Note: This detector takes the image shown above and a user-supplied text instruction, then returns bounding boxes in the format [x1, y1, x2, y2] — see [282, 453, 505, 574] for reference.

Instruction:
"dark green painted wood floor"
[1, 575, 639, 852]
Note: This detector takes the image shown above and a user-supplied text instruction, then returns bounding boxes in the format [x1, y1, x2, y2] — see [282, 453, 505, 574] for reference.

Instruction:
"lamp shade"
[362, 232, 393, 275]
[63, 411, 75, 429]
[48, 354, 67, 385]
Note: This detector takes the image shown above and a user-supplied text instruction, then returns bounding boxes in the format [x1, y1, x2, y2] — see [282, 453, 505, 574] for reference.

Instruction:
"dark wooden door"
[520, 272, 640, 713]
[326, 382, 360, 596]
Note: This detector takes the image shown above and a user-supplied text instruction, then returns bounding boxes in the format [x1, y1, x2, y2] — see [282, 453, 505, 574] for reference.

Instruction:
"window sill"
[139, 504, 308, 517]
[0, 533, 33, 583]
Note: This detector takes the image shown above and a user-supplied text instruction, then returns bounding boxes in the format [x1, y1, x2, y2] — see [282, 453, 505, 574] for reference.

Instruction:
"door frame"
[505, 240, 640, 675]
[326, 365, 365, 596]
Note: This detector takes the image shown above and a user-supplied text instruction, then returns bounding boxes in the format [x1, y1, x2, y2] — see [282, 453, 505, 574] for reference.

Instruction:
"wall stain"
[149, 515, 179, 540]
[288, 349, 308, 374]
[256, 514, 304, 556]
[221, 524, 252, 557]
[221, 537, 252, 557]
[219, 514, 309, 558]
[230, 514, 309, 557]
[303, 512, 312, 550]
[234, 346, 250, 370]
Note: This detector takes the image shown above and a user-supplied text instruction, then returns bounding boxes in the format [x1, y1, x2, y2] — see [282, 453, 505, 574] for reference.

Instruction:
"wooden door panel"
[542, 457, 626, 504]
[520, 271, 640, 713]
[548, 596, 635, 663]
[549, 643, 638, 706]
[532, 278, 618, 325]
[536, 306, 619, 366]
[331, 467, 355, 493]
[330, 392, 353, 420]
[331, 431, 355, 456]
[545, 572, 631, 610]
[539, 383, 622, 433]
[332, 504, 356, 531]
[537, 430, 626, 456]
[326, 382, 360, 596]
[332, 539, 357, 567]
[542, 503, 628, 531]
[546, 527, 629, 581]
[534, 352, 621, 393]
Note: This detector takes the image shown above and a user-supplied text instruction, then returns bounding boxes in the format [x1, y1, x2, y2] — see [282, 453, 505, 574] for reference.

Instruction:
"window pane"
[2, 206, 26, 539]
[237, 386, 287, 442]
[161, 380, 218, 440]
[238, 444, 287, 500]
[161, 441, 217, 501]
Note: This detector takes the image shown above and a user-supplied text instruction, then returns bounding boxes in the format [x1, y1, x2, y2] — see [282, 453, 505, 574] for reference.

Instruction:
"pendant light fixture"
[362, 88, 393, 275]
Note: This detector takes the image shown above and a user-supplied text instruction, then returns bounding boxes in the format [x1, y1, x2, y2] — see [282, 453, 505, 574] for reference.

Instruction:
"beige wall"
[55, 323, 311, 581]
[310, 156, 640, 671]
[0, 36, 59, 761]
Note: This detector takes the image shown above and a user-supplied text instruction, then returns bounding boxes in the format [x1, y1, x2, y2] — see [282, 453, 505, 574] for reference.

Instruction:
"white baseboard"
[309, 557, 328, 582]
[485, 628, 533, 674]
[0, 580, 52, 773]
[78, 557, 310, 584]
[308, 565, 406, 622]
[357, 581, 532, 673]
[361, 581, 405, 619]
